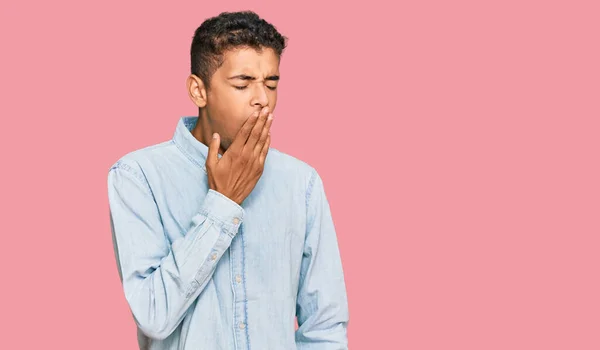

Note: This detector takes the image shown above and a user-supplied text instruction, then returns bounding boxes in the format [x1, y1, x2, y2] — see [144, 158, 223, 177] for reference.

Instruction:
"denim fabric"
[107, 116, 349, 349]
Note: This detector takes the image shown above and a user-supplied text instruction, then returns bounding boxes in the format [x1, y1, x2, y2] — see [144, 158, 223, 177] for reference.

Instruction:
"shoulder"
[108, 140, 175, 177]
[264, 147, 323, 193]
[266, 147, 314, 173]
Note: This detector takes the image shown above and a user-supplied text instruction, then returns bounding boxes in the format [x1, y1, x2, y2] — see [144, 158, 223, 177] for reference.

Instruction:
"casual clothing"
[107, 116, 349, 349]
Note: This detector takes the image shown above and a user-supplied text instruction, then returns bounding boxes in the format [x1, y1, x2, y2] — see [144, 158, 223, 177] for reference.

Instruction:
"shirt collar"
[173, 116, 209, 171]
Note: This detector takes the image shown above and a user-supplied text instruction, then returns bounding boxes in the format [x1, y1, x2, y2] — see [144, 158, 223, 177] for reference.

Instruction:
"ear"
[186, 74, 208, 108]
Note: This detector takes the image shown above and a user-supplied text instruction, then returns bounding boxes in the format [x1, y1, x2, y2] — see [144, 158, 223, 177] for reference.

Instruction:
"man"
[107, 11, 349, 350]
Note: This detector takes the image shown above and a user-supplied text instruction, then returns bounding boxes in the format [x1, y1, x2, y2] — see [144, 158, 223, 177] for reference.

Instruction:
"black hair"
[190, 11, 288, 88]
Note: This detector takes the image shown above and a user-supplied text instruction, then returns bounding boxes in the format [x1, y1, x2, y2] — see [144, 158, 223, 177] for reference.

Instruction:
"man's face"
[203, 47, 280, 150]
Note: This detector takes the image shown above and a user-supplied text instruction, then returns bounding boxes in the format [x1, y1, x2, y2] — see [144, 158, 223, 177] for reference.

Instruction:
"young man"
[107, 11, 349, 350]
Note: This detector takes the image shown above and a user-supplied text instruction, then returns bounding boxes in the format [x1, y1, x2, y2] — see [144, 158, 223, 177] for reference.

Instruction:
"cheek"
[269, 92, 278, 110]
[208, 87, 256, 138]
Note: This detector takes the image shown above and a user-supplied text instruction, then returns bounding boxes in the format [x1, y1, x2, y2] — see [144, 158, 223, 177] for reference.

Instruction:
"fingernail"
[268, 113, 273, 120]
[213, 133, 218, 139]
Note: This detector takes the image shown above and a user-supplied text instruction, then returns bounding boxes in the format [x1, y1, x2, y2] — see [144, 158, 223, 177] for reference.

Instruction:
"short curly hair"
[190, 11, 288, 88]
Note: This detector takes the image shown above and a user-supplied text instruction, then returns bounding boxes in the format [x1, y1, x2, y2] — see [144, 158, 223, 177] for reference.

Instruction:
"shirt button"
[211, 253, 217, 261]
[239, 322, 246, 329]
[233, 217, 240, 225]
[235, 275, 242, 283]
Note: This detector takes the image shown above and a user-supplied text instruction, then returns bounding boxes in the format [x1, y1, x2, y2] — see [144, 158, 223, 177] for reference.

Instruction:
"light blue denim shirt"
[107, 116, 349, 350]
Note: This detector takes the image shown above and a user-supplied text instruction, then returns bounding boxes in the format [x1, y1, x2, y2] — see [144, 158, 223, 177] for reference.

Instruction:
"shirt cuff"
[197, 189, 245, 235]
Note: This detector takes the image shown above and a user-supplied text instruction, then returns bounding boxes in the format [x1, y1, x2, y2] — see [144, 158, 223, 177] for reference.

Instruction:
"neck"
[191, 109, 226, 155]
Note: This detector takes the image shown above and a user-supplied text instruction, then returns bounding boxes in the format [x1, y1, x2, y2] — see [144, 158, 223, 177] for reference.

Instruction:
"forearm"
[295, 253, 349, 349]
[109, 164, 244, 340]
[119, 204, 238, 340]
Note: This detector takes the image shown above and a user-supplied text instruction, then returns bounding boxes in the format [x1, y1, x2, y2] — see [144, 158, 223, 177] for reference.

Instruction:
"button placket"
[230, 224, 249, 349]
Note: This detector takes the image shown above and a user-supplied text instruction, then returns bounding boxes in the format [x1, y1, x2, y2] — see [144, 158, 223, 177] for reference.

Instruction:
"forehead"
[218, 47, 280, 74]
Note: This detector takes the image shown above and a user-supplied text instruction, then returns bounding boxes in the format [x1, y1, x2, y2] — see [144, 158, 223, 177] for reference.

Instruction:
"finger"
[229, 111, 260, 152]
[254, 113, 273, 157]
[244, 106, 270, 152]
[206, 133, 220, 167]
[259, 132, 271, 165]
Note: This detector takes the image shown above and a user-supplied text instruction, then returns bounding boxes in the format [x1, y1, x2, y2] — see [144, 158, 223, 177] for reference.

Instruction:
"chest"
[153, 166, 308, 293]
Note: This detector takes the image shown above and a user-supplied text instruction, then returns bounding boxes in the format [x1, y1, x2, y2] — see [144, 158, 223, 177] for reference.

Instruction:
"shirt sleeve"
[107, 161, 244, 340]
[295, 169, 350, 349]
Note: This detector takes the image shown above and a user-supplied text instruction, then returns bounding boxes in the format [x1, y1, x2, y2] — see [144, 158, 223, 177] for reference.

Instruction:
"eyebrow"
[228, 74, 280, 81]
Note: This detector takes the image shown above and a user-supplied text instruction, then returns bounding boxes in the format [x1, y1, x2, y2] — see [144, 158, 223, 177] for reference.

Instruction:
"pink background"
[1, 0, 599, 349]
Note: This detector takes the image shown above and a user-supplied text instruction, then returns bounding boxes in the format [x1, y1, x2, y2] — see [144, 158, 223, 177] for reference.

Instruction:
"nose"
[250, 84, 269, 108]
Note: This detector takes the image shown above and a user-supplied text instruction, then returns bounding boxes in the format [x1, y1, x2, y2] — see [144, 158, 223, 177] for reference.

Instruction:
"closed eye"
[234, 85, 277, 91]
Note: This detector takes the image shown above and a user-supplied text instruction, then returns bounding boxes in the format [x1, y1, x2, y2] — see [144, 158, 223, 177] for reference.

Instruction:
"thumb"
[207, 132, 220, 167]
